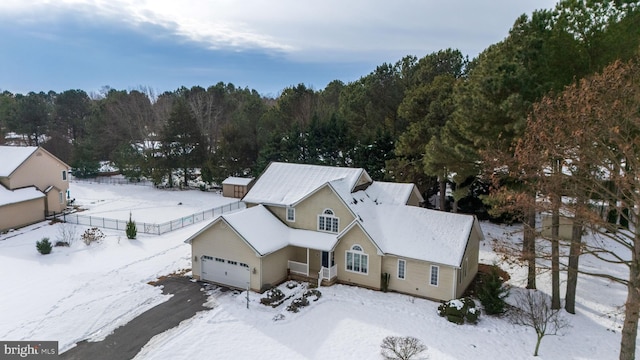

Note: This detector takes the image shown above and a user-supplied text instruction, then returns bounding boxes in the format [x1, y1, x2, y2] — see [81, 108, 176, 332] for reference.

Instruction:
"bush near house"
[438, 297, 479, 325]
[36, 238, 52, 255]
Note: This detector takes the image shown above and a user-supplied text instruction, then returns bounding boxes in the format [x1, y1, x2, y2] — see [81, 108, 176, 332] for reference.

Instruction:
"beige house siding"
[0, 198, 45, 231]
[382, 256, 456, 301]
[191, 221, 262, 291]
[335, 225, 382, 290]
[260, 246, 291, 290]
[455, 226, 481, 298]
[222, 184, 249, 198]
[7, 148, 69, 215]
[407, 189, 422, 207]
[290, 185, 355, 232]
[540, 214, 574, 241]
[9, 148, 69, 193]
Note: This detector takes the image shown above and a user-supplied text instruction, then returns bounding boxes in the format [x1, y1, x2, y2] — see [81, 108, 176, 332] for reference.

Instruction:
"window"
[202, 255, 214, 260]
[398, 259, 406, 280]
[59, 192, 64, 204]
[227, 260, 238, 266]
[239, 263, 249, 268]
[286, 207, 295, 222]
[318, 209, 339, 233]
[346, 244, 368, 274]
[233, 185, 244, 198]
[430, 265, 439, 286]
[215, 257, 225, 262]
[62, 170, 67, 181]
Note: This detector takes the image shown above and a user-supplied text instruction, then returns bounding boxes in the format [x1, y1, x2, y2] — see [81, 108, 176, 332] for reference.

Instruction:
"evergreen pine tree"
[126, 212, 137, 240]
[477, 265, 509, 315]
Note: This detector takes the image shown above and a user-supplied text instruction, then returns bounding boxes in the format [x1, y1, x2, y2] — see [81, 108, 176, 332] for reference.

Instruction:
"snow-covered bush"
[437, 297, 479, 325]
[260, 288, 285, 307]
[36, 237, 52, 255]
[82, 227, 105, 245]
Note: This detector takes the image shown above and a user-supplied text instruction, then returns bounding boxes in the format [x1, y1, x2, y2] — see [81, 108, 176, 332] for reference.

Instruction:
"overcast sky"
[0, 0, 558, 97]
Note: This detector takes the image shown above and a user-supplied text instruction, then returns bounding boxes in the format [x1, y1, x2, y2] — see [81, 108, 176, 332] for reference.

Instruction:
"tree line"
[1, 1, 640, 357]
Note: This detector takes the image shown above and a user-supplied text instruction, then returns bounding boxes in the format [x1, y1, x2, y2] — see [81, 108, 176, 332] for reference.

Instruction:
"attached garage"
[201, 255, 250, 290]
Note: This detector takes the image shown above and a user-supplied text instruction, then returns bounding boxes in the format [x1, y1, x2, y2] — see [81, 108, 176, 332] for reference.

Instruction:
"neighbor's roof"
[243, 162, 370, 206]
[222, 176, 254, 186]
[0, 185, 45, 206]
[0, 146, 38, 177]
[188, 204, 338, 256]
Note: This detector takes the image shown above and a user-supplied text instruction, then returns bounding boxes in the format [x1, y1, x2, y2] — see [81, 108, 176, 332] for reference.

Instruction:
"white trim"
[286, 207, 295, 222]
[397, 259, 406, 280]
[430, 265, 439, 287]
[318, 208, 339, 233]
[345, 244, 368, 274]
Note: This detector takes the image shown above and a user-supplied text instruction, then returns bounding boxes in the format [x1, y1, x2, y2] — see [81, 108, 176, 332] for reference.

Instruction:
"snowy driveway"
[60, 277, 210, 360]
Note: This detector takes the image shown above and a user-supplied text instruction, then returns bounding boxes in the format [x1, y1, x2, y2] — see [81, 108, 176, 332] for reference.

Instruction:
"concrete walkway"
[60, 277, 209, 360]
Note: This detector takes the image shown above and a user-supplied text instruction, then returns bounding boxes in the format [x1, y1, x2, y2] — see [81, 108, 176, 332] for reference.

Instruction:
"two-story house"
[186, 162, 482, 301]
[0, 146, 70, 232]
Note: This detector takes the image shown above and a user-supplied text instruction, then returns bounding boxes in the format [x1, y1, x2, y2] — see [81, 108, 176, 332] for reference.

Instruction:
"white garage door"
[201, 255, 250, 289]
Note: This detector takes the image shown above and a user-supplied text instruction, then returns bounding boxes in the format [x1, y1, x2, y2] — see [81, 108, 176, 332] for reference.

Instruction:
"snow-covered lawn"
[0, 182, 632, 359]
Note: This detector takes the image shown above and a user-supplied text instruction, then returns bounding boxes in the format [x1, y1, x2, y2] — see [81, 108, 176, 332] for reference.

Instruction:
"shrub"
[126, 213, 137, 240]
[438, 297, 479, 325]
[380, 336, 427, 360]
[381, 272, 391, 292]
[477, 264, 509, 315]
[260, 288, 285, 307]
[286, 296, 309, 313]
[36, 237, 52, 255]
[57, 222, 77, 246]
[82, 227, 105, 245]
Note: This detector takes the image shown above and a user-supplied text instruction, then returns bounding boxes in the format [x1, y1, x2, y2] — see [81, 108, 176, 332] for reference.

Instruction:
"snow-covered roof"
[0, 146, 38, 177]
[243, 162, 370, 206]
[222, 177, 254, 186]
[188, 204, 338, 256]
[363, 181, 423, 205]
[0, 185, 45, 206]
[333, 181, 476, 266]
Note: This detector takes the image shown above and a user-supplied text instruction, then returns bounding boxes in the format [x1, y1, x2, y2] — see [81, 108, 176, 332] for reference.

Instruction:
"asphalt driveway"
[60, 276, 210, 360]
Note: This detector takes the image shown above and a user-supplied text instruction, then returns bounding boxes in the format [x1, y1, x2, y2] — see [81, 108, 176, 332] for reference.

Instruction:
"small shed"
[222, 177, 254, 199]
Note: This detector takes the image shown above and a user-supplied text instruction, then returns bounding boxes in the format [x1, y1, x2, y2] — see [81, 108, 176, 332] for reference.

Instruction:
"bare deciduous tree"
[509, 289, 570, 356]
[380, 336, 428, 360]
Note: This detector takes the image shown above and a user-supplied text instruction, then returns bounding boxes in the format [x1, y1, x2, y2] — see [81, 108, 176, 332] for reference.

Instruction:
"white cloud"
[0, 0, 558, 61]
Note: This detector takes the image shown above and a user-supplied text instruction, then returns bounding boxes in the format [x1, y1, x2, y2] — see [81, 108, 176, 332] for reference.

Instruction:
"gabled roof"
[185, 205, 338, 256]
[363, 181, 424, 205]
[0, 146, 38, 177]
[222, 177, 254, 186]
[333, 180, 477, 267]
[0, 185, 45, 206]
[242, 162, 370, 206]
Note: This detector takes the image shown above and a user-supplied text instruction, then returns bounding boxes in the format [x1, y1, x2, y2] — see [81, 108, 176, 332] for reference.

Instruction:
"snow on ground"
[0, 182, 634, 359]
[70, 181, 238, 223]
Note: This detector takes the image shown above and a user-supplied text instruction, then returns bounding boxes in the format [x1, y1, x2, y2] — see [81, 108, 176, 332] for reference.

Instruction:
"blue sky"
[0, 1, 557, 97]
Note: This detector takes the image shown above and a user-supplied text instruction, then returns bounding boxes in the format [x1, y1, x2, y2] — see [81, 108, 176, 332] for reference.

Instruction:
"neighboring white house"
[187, 162, 482, 301]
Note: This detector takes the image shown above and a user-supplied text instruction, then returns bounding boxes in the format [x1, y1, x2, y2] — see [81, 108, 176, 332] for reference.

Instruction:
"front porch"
[287, 247, 337, 287]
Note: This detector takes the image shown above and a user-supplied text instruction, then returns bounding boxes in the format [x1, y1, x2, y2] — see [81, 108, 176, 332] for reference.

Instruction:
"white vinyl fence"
[61, 201, 244, 235]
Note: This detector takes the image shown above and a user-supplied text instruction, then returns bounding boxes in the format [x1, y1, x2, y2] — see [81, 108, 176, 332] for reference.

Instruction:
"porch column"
[306, 248, 310, 276]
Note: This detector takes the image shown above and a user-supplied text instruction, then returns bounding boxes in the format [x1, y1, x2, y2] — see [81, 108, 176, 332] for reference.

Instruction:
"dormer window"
[318, 208, 339, 233]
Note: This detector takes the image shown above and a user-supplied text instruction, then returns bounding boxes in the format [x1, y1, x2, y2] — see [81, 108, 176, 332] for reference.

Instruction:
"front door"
[321, 251, 334, 267]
